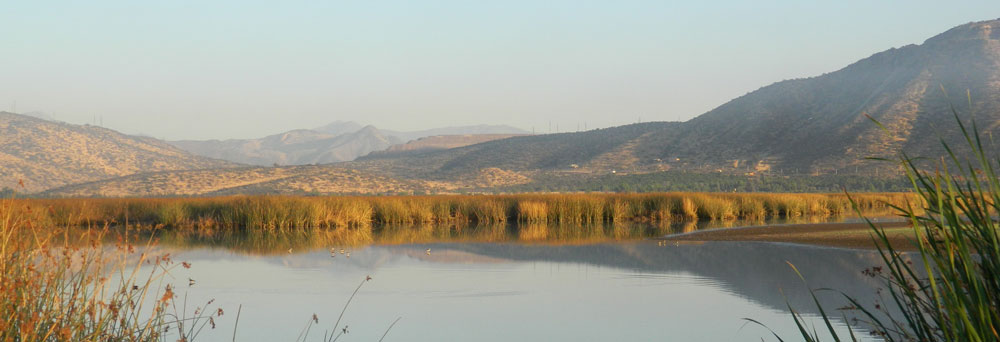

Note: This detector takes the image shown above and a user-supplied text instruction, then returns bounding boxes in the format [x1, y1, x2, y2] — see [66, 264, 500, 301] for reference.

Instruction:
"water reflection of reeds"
[133, 222, 661, 255]
[46, 210, 895, 256]
[140, 216, 858, 255]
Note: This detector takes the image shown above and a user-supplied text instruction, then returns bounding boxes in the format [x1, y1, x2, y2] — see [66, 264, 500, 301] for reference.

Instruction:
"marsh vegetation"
[0, 197, 225, 341]
[766, 113, 1000, 341]
[14, 192, 912, 231]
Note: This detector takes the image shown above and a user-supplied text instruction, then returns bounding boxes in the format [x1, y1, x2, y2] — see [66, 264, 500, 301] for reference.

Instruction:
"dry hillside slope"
[41, 165, 432, 197]
[354, 122, 679, 180]
[0, 112, 237, 192]
[28, 19, 1000, 197]
[635, 18, 1000, 174]
[363, 18, 1000, 178]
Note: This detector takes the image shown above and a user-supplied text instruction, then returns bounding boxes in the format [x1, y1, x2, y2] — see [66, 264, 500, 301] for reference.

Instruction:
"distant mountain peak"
[358, 125, 381, 133]
[314, 120, 365, 136]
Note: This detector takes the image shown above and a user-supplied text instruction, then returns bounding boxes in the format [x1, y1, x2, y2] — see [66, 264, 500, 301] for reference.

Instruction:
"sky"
[1, 1, 999, 140]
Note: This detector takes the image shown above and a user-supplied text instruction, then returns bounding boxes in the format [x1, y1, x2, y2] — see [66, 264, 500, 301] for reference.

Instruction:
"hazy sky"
[2, 2, 999, 140]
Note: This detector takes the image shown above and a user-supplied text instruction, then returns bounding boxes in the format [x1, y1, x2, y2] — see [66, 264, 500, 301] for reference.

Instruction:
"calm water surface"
[145, 221, 891, 341]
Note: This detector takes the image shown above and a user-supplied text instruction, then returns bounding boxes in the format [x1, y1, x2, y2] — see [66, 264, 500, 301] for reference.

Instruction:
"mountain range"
[8, 18, 1000, 196]
[169, 126, 402, 166]
[169, 123, 527, 166]
[357, 18, 1000, 179]
[648, 20, 1000, 174]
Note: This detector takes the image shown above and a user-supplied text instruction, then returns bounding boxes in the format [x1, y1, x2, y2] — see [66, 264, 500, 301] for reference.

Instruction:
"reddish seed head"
[160, 291, 173, 303]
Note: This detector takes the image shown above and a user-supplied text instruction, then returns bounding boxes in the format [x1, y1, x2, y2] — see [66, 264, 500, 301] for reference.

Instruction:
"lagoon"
[151, 223, 888, 341]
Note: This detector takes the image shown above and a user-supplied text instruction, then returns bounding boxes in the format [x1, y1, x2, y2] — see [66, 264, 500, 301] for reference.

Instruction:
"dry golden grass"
[0, 197, 223, 341]
[517, 201, 548, 223]
[15, 192, 914, 231]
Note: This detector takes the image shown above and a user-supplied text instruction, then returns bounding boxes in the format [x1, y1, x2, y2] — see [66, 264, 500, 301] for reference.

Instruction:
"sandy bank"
[661, 221, 917, 250]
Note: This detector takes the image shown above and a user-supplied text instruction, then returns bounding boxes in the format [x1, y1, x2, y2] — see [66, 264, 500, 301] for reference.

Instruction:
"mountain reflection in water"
[142, 221, 891, 341]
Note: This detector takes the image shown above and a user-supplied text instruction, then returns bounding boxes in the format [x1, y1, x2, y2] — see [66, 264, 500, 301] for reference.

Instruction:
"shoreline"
[660, 221, 918, 250]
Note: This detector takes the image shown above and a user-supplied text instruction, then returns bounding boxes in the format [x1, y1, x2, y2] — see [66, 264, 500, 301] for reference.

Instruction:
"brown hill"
[635, 18, 1000, 174]
[0, 112, 237, 192]
[361, 18, 1000, 178]
[41, 165, 429, 197]
[31, 19, 1000, 196]
[355, 123, 677, 180]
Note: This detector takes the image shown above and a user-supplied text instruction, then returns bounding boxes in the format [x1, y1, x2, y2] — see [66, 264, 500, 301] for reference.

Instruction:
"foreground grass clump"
[21, 192, 913, 231]
[0, 197, 220, 341]
[770, 113, 999, 341]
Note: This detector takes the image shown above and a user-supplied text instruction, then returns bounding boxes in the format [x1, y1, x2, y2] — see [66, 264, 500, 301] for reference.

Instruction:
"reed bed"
[15, 192, 914, 231]
[0, 197, 222, 341]
[766, 112, 1000, 341]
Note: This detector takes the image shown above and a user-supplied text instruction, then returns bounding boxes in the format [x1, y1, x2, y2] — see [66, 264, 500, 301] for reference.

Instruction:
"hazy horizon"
[2, 1, 999, 140]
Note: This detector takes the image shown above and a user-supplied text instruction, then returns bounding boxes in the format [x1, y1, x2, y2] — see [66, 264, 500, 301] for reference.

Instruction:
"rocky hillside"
[632, 18, 1000, 174]
[0, 112, 237, 192]
[363, 18, 1000, 178]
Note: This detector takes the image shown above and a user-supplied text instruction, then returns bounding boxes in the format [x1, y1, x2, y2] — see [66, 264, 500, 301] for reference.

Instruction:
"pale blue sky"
[1, 1, 998, 140]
